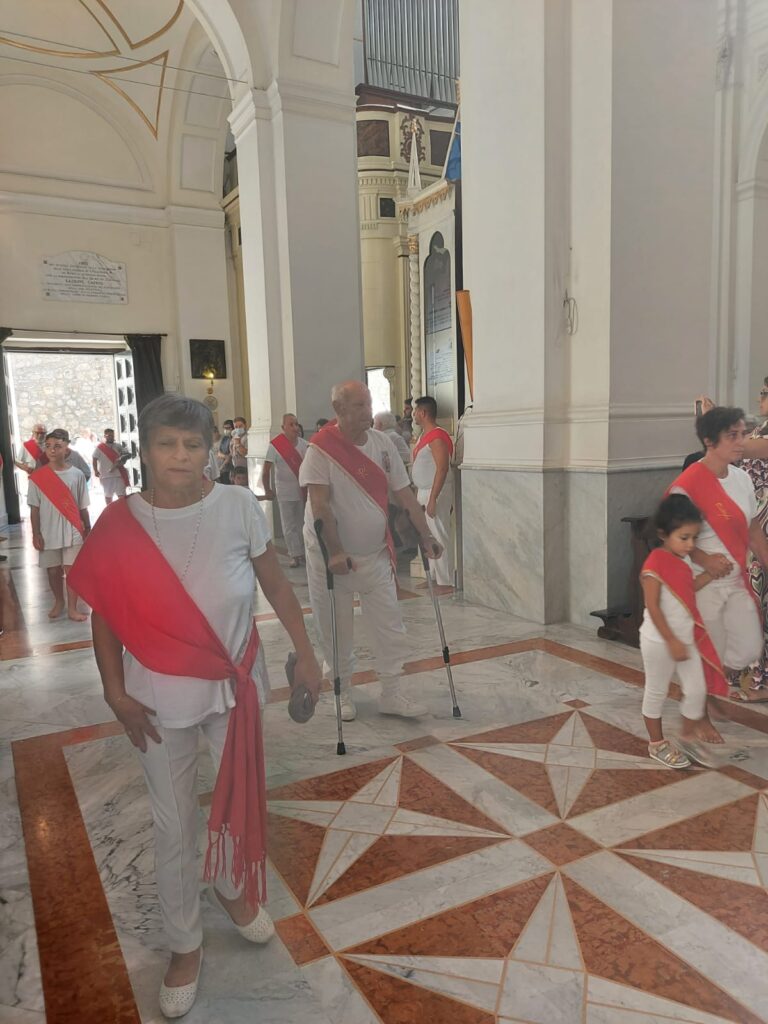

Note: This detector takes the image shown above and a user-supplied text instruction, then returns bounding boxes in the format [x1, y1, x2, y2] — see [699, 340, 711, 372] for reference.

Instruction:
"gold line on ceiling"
[0, 0, 118, 58]
[91, 0, 184, 51]
[94, 50, 168, 138]
[0, 29, 247, 83]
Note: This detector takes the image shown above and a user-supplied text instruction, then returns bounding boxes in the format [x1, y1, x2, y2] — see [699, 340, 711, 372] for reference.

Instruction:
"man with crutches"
[300, 380, 443, 723]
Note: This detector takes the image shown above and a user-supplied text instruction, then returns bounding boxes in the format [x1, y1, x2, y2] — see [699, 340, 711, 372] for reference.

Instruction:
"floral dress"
[743, 422, 768, 689]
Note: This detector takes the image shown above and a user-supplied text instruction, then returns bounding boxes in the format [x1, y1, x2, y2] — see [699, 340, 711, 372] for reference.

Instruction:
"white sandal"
[208, 887, 275, 944]
[159, 949, 202, 1019]
[648, 740, 691, 769]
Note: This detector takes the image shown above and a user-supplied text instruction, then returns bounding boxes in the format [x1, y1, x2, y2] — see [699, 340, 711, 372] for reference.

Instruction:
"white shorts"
[39, 545, 82, 569]
[102, 476, 126, 498]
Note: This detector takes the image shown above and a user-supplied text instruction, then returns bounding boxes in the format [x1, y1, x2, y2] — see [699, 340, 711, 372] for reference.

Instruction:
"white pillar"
[407, 234, 422, 401]
[229, 82, 365, 454]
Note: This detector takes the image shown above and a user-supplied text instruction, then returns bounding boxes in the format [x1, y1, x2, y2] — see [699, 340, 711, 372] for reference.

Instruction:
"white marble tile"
[586, 975, 736, 1023]
[300, 956, 381, 1024]
[309, 839, 551, 952]
[498, 961, 585, 1023]
[565, 852, 768, 1018]
[345, 953, 501, 1011]
[568, 771, 752, 848]
[0, 887, 43, 1014]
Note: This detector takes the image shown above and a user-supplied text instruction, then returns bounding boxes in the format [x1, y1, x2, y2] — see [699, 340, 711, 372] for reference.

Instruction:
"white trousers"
[278, 499, 305, 558]
[416, 483, 454, 586]
[137, 710, 243, 953]
[304, 533, 408, 690]
[695, 580, 762, 670]
[640, 637, 707, 720]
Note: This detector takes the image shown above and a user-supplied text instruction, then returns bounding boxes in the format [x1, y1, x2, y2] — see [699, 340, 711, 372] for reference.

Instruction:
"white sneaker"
[159, 949, 202, 1019]
[338, 691, 357, 721]
[378, 691, 428, 718]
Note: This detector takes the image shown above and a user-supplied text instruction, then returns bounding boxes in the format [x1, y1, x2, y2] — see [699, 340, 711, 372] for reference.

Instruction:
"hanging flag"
[445, 121, 461, 181]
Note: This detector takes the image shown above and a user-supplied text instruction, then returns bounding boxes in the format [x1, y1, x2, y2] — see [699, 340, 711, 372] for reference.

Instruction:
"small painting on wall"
[190, 339, 227, 380]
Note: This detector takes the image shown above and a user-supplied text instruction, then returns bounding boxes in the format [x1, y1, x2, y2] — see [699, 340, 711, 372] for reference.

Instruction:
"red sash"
[669, 461, 758, 611]
[29, 466, 83, 537]
[270, 434, 303, 480]
[642, 548, 728, 696]
[67, 500, 267, 906]
[413, 426, 454, 462]
[24, 438, 48, 466]
[97, 442, 130, 488]
[311, 423, 395, 566]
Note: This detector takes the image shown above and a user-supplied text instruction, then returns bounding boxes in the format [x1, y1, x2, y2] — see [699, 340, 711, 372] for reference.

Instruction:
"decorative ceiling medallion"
[91, 0, 184, 51]
[93, 51, 169, 139]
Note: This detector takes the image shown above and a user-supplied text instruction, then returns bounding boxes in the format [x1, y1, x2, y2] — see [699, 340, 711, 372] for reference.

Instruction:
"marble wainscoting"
[460, 468, 567, 624]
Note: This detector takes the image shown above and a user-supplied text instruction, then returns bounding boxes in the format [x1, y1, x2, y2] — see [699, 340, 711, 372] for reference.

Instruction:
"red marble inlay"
[343, 959, 494, 1024]
[454, 747, 559, 816]
[267, 813, 327, 907]
[524, 822, 602, 866]
[345, 873, 554, 957]
[619, 853, 768, 953]
[394, 735, 440, 753]
[314, 835, 501, 906]
[398, 757, 507, 833]
[615, 793, 759, 852]
[566, 768, 682, 820]
[718, 764, 768, 790]
[13, 729, 140, 1024]
[577, 712, 652, 758]
[563, 876, 763, 1024]
[268, 756, 398, 802]
[275, 913, 330, 965]
[564, 698, 590, 708]
[457, 709, 576, 746]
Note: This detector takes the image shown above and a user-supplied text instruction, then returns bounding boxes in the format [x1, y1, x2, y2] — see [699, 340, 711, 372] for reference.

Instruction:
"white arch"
[180, 0, 273, 98]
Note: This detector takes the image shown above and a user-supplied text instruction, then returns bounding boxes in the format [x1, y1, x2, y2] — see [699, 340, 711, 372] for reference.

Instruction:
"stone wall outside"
[10, 352, 117, 443]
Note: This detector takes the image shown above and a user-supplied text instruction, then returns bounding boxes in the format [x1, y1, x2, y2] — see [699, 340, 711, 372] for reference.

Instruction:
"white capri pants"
[304, 532, 408, 691]
[416, 482, 454, 587]
[278, 499, 305, 558]
[137, 710, 243, 953]
[102, 476, 126, 498]
[640, 637, 707, 720]
[695, 580, 762, 670]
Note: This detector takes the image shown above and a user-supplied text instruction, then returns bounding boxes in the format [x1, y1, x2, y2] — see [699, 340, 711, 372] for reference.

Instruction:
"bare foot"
[48, 602, 64, 619]
[213, 888, 259, 927]
[164, 947, 201, 988]
[67, 608, 88, 622]
[691, 719, 724, 744]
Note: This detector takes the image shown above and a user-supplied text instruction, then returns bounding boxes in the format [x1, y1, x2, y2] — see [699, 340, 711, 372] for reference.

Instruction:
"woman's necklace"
[150, 484, 205, 582]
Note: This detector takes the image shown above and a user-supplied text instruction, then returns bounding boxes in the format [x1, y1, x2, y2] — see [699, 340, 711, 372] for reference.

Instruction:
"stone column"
[407, 234, 422, 400]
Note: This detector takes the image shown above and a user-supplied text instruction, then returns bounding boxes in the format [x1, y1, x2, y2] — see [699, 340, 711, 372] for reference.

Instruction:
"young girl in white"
[640, 494, 726, 768]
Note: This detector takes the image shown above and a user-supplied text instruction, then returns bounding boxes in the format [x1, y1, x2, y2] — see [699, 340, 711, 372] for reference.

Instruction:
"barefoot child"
[27, 429, 91, 621]
[640, 494, 727, 768]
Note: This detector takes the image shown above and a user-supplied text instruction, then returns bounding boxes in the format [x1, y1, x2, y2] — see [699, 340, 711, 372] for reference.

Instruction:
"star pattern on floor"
[268, 709, 768, 1024]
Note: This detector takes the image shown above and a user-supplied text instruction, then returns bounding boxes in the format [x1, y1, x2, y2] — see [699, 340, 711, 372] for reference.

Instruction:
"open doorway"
[3, 339, 140, 519]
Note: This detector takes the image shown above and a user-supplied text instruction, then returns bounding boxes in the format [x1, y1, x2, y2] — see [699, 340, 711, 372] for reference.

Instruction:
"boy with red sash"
[68, 393, 322, 1016]
[300, 380, 443, 723]
[668, 406, 768, 700]
[92, 427, 130, 502]
[27, 429, 90, 621]
[14, 422, 48, 474]
[412, 396, 455, 587]
[640, 495, 725, 768]
[261, 413, 308, 567]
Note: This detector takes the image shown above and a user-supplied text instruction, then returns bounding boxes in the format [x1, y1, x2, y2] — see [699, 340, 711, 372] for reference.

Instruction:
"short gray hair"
[374, 411, 397, 431]
[138, 394, 214, 450]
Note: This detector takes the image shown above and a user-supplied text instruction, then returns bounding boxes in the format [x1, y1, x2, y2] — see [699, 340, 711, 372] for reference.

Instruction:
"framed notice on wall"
[42, 251, 127, 304]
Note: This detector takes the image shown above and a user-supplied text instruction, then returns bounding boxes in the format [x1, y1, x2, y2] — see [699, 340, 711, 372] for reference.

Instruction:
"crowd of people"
[12, 377, 768, 1017]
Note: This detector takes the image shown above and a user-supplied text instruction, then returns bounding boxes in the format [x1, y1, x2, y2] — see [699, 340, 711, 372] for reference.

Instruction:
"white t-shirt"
[93, 442, 127, 480]
[27, 467, 89, 549]
[300, 430, 410, 555]
[672, 466, 757, 585]
[17, 442, 40, 470]
[639, 555, 695, 645]
[383, 429, 412, 467]
[122, 484, 272, 728]
[266, 436, 308, 502]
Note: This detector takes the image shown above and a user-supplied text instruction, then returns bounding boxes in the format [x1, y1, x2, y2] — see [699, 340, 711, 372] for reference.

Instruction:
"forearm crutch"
[314, 520, 346, 755]
[417, 511, 462, 718]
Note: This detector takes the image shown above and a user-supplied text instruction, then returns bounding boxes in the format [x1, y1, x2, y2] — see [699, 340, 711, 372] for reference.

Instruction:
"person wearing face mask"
[217, 419, 234, 484]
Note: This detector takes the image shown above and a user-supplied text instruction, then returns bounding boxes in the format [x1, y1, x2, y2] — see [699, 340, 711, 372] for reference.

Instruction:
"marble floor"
[3, 513, 768, 1023]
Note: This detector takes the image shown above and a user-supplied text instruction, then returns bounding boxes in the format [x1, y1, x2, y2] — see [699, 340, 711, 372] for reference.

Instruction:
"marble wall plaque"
[42, 251, 127, 304]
